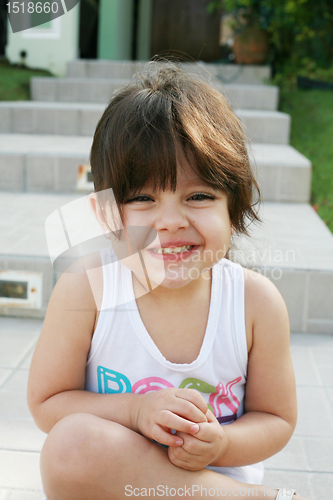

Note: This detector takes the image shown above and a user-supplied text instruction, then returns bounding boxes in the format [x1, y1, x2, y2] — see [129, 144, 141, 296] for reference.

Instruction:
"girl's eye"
[125, 195, 153, 203]
[188, 193, 216, 201]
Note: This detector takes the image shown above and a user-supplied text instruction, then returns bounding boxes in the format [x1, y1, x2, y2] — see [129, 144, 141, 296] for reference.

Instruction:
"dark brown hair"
[90, 61, 260, 235]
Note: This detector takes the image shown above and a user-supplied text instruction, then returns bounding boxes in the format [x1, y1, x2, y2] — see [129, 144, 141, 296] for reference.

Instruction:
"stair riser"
[66, 60, 271, 85]
[255, 163, 311, 203]
[1, 256, 331, 334]
[31, 78, 130, 104]
[30, 78, 278, 111]
[237, 113, 290, 145]
[0, 106, 104, 136]
[223, 87, 278, 111]
[266, 268, 333, 335]
[0, 154, 89, 192]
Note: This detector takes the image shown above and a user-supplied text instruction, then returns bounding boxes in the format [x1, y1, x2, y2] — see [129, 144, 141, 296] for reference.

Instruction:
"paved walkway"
[0, 316, 332, 499]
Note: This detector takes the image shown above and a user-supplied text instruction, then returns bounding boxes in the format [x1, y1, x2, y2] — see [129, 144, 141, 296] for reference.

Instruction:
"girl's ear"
[89, 191, 123, 237]
[89, 193, 108, 233]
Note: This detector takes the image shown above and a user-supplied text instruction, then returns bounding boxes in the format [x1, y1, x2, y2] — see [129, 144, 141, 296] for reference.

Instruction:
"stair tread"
[234, 203, 333, 272]
[0, 133, 92, 154]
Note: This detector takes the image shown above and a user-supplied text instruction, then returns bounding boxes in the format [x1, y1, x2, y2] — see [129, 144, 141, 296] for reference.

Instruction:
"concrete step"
[232, 203, 333, 334]
[250, 143, 311, 203]
[30, 76, 278, 111]
[30, 77, 131, 103]
[0, 101, 104, 136]
[66, 60, 271, 85]
[223, 84, 279, 111]
[0, 134, 310, 202]
[0, 193, 332, 334]
[0, 101, 288, 144]
[0, 134, 91, 192]
[235, 109, 290, 145]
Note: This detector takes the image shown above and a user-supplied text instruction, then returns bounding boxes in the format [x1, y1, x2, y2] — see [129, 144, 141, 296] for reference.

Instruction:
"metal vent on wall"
[0, 271, 43, 309]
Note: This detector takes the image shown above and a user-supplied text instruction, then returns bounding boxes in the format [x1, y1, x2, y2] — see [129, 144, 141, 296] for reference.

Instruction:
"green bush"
[208, 0, 333, 70]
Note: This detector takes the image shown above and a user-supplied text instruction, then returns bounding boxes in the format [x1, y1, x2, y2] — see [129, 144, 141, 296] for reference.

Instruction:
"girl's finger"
[205, 408, 219, 423]
[150, 425, 184, 448]
[158, 410, 203, 435]
[179, 420, 222, 444]
[172, 432, 206, 456]
[175, 389, 209, 418]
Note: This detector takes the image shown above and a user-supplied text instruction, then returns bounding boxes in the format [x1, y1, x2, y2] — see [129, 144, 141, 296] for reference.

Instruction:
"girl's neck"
[132, 267, 212, 306]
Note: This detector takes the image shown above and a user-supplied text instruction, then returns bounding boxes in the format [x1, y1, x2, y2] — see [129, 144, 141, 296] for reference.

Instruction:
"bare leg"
[40, 413, 308, 500]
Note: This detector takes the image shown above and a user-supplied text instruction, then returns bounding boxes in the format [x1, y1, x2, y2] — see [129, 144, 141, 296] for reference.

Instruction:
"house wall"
[5, 0, 153, 73]
[6, 4, 80, 76]
[97, 0, 134, 60]
[137, 0, 152, 61]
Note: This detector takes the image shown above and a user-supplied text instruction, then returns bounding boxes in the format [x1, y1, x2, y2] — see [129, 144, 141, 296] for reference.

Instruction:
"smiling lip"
[147, 243, 200, 261]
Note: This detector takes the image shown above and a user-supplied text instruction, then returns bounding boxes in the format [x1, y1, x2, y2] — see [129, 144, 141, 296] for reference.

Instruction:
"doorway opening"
[79, 0, 100, 59]
[0, 0, 8, 57]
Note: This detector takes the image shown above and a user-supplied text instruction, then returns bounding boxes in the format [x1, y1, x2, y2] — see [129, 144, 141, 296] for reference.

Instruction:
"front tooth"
[158, 245, 192, 254]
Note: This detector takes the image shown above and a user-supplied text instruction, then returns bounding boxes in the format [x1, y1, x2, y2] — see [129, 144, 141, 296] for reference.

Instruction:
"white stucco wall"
[6, 4, 80, 76]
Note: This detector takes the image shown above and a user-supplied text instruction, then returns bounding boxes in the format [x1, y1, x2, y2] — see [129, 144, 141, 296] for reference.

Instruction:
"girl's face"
[121, 153, 232, 290]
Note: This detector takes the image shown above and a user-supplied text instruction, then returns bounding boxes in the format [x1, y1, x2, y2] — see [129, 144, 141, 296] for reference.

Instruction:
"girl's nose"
[154, 203, 189, 233]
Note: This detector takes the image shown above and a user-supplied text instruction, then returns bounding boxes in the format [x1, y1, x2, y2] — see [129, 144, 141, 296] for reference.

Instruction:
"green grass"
[0, 59, 53, 101]
[279, 88, 333, 233]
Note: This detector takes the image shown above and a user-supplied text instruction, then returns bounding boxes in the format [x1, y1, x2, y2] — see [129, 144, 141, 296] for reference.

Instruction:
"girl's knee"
[41, 413, 129, 495]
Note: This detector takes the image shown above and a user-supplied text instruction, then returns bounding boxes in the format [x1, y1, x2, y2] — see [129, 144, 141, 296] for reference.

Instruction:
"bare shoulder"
[243, 267, 290, 351]
[242, 268, 296, 426]
[46, 253, 103, 330]
[50, 266, 98, 316]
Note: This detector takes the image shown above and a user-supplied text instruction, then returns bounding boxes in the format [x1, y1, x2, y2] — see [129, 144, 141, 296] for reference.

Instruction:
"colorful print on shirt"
[97, 366, 242, 424]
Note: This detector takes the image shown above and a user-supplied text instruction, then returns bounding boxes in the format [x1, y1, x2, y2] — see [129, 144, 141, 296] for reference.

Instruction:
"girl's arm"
[27, 269, 135, 433]
[27, 269, 207, 443]
[210, 269, 297, 467]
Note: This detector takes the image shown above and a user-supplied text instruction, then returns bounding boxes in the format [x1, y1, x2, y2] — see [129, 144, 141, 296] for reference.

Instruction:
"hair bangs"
[90, 62, 261, 235]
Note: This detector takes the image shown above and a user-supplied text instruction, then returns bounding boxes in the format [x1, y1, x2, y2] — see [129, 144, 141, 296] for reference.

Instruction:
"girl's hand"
[131, 388, 208, 447]
[167, 409, 228, 471]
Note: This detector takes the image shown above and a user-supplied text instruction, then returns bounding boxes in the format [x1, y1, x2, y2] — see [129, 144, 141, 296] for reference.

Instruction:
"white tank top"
[85, 250, 264, 484]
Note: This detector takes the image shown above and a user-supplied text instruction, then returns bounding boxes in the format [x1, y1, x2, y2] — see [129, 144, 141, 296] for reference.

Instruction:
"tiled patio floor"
[0, 317, 332, 499]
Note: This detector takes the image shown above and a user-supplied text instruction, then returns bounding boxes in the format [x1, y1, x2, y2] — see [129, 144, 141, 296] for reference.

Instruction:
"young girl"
[28, 63, 309, 500]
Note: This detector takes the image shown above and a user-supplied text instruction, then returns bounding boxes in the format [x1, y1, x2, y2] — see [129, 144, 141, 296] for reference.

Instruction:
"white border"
[21, 15, 61, 39]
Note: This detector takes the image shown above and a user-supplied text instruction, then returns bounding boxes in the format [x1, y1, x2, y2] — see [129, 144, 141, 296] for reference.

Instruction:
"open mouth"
[150, 245, 195, 255]
[147, 245, 198, 260]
